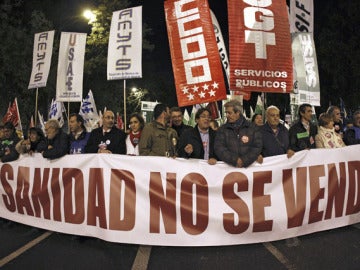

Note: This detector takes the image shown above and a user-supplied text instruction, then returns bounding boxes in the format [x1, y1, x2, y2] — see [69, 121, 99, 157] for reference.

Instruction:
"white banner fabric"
[290, 0, 314, 33]
[56, 32, 87, 102]
[292, 32, 320, 106]
[1, 146, 360, 246]
[28, 31, 55, 89]
[107, 6, 142, 80]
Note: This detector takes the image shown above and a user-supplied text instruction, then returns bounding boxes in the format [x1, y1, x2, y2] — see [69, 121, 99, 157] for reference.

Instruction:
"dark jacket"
[178, 125, 217, 160]
[42, 129, 69, 160]
[261, 122, 289, 157]
[85, 126, 126, 154]
[214, 118, 262, 167]
[172, 123, 192, 138]
[343, 126, 360, 145]
[69, 130, 90, 154]
[288, 120, 317, 152]
[0, 133, 20, 163]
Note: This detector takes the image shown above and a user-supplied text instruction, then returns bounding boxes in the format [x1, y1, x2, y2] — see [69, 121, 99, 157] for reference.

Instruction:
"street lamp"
[83, 10, 96, 24]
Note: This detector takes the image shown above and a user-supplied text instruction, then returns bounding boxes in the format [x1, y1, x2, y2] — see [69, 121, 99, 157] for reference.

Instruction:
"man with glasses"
[170, 106, 192, 137]
[214, 100, 262, 168]
[85, 110, 126, 154]
[42, 119, 69, 160]
[178, 108, 217, 165]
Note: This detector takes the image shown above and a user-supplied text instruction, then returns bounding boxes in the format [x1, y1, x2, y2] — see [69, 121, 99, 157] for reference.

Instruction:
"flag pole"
[34, 88, 39, 126]
[123, 80, 127, 131]
[67, 101, 70, 133]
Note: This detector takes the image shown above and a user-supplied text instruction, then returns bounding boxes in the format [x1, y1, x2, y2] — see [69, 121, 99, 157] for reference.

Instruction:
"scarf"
[130, 131, 141, 147]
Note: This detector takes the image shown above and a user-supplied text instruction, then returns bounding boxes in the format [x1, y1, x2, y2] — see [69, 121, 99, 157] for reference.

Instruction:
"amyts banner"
[28, 30, 55, 89]
[165, 0, 227, 107]
[292, 32, 320, 106]
[228, 0, 293, 94]
[56, 32, 87, 102]
[107, 6, 142, 80]
[1, 146, 360, 246]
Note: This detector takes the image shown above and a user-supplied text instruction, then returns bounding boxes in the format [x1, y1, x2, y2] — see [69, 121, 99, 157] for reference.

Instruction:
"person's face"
[354, 114, 360, 127]
[333, 109, 341, 122]
[103, 111, 115, 129]
[266, 109, 280, 127]
[69, 116, 82, 133]
[325, 120, 334, 129]
[3, 128, 13, 139]
[253, 114, 264, 126]
[225, 106, 241, 123]
[301, 106, 313, 122]
[129, 116, 141, 133]
[196, 111, 211, 130]
[45, 124, 57, 140]
[28, 131, 39, 142]
[171, 111, 183, 127]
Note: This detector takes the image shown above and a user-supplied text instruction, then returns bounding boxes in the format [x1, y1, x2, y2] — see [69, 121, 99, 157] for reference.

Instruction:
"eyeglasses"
[199, 115, 211, 119]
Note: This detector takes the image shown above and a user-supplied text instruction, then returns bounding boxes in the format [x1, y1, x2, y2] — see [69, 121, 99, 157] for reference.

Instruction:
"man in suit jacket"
[178, 108, 217, 165]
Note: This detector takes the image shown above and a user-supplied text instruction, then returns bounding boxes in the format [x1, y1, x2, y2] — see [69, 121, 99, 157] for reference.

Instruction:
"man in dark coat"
[288, 103, 317, 155]
[0, 122, 20, 162]
[214, 100, 262, 168]
[178, 108, 217, 165]
[85, 110, 126, 154]
[42, 119, 69, 160]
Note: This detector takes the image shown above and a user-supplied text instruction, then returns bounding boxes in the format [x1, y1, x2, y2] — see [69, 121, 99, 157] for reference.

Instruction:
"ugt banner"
[28, 31, 54, 89]
[228, 0, 293, 94]
[107, 6, 142, 80]
[56, 32, 87, 102]
[165, 0, 227, 107]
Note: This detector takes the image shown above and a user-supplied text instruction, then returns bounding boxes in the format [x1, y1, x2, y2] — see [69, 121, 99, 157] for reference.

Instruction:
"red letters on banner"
[164, 0, 227, 107]
[1, 161, 359, 234]
[228, 0, 293, 94]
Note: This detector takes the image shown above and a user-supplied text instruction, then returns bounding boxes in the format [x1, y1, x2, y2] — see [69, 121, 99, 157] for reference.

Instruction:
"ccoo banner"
[28, 31, 55, 89]
[164, 0, 227, 107]
[107, 6, 143, 80]
[56, 32, 87, 102]
[228, 0, 293, 94]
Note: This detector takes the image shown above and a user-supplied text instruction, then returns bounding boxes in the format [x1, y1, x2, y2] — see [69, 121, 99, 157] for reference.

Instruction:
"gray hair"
[224, 100, 243, 113]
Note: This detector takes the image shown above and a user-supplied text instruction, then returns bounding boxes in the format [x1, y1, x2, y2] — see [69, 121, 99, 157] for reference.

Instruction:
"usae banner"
[165, 0, 227, 107]
[107, 6, 143, 80]
[56, 32, 87, 102]
[228, 0, 293, 94]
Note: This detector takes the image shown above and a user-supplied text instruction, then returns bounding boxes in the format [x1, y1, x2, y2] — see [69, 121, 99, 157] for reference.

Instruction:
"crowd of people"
[1, 100, 360, 167]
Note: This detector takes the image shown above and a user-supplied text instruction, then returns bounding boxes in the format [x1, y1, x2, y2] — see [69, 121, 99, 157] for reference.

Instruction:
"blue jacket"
[69, 130, 90, 154]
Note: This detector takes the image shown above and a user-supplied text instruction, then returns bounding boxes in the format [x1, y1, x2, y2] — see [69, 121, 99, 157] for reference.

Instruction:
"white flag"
[210, 10, 230, 85]
[290, 0, 314, 33]
[79, 90, 100, 132]
[49, 98, 65, 127]
[28, 31, 55, 89]
[56, 32, 87, 102]
[107, 6, 142, 80]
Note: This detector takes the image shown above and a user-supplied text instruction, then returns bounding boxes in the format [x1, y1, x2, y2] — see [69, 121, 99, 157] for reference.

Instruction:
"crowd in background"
[1, 100, 360, 167]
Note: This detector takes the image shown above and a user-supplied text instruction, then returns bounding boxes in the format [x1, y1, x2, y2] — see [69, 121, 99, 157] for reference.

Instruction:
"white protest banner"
[1, 146, 359, 246]
[79, 90, 100, 132]
[107, 6, 142, 80]
[28, 31, 55, 89]
[56, 32, 87, 102]
[292, 32, 320, 106]
[290, 0, 314, 33]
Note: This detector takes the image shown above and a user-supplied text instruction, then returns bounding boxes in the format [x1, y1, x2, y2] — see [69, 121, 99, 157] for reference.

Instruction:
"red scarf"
[130, 131, 141, 147]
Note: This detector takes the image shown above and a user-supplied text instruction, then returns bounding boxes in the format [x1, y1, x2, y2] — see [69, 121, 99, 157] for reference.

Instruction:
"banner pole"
[67, 102, 70, 133]
[124, 80, 127, 131]
[34, 88, 39, 126]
